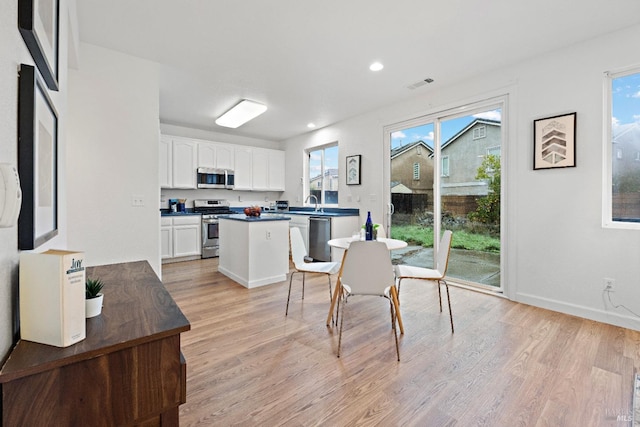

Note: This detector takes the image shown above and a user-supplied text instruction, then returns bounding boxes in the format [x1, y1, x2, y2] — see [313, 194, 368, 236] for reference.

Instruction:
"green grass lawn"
[390, 225, 500, 253]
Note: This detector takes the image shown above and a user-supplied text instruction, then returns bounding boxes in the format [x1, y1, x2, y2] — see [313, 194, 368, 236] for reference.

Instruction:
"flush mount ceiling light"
[215, 99, 267, 128]
[369, 62, 384, 71]
[307, 123, 316, 129]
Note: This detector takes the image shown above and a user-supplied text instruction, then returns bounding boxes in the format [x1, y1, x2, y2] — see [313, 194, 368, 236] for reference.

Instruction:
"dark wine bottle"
[365, 211, 373, 241]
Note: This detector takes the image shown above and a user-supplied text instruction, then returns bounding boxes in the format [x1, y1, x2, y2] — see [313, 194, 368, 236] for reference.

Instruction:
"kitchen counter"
[218, 216, 289, 288]
[160, 209, 201, 217]
[286, 207, 359, 217]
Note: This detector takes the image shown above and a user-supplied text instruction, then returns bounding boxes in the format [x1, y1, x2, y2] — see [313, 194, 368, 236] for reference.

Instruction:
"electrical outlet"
[604, 278, 615, 292]
[132, 195, 144, 207]
[266, 230, 271, 240]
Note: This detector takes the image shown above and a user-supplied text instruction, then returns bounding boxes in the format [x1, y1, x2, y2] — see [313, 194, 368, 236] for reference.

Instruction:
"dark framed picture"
[533, 112, 576, 170]
[18, 0, 60, 91]
[346, 155, 361, 185]
[18, 64, 58, 250]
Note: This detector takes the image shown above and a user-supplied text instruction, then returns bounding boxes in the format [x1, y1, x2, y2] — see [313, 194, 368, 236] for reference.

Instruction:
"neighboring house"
[439, 119, 501, 196]
[611, 122, 640, 220]
[310, 168, 339, 203]
[612, 122, 640, 192]
[390, 140, 434, 195]
[390, 181, 412, 194]
[310, 168, 339, 191]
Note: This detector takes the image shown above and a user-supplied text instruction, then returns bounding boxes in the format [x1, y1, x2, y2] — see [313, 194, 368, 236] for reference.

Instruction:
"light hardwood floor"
[162, 258, 640, 426]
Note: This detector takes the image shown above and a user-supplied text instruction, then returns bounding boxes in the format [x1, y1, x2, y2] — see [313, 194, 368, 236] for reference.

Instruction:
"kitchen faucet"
[304, 194, 319, 212]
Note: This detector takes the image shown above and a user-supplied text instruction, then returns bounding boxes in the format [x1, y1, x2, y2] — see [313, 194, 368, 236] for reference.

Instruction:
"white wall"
[283, 24, 640, 331]
[0, 0, 74, 357]
[66, 43, 161, 275]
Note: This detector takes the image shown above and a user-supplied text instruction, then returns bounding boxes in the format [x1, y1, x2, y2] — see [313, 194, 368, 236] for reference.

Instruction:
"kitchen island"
[218, 214, 291, 288]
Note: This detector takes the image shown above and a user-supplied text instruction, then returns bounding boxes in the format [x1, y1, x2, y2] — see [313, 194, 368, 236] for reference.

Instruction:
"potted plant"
[85, 278, 104, 318]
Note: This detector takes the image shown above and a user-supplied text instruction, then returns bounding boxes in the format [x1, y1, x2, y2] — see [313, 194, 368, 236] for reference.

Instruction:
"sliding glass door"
[387, 100, 504, 290]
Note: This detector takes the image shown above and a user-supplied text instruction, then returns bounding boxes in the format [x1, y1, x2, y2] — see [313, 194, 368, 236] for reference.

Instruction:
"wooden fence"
[613, 193, 640, 220]
[392, 193, 481, 217]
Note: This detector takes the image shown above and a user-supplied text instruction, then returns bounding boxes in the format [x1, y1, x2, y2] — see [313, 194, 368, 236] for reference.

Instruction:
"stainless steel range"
[193, 199, 235, 258]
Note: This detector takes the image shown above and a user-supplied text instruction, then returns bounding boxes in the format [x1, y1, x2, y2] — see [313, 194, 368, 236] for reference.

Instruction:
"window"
[487, 146, 501, 157]
[441, 156, 450, 177]
[413, 162, 420, 180]
[308, 144, 339, 205]
[605, 68, 640, 226]
[473, 126, 486, 140]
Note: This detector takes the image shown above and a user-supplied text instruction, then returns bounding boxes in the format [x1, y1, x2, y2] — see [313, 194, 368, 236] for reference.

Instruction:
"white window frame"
[307, 143, 339, 207]
[602, 66, 640, 229]
[487, 146, 501, 157]
[473, 126, 486, 140]
[413, 162, 420, 180]
[441, 156, 450, 177]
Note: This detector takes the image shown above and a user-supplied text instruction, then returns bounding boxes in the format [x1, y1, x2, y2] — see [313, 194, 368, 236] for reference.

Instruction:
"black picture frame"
[533, 112, 577, 170]
[18, 0, 60, 91]
[18, 64, 58, 250]
[346, 154, 361, 185]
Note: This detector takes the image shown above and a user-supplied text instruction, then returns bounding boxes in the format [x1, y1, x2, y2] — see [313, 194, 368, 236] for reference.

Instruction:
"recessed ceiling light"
[215, 99, 267, 128]
[369, 62, 384, 72]
[307, 123, 316, 129]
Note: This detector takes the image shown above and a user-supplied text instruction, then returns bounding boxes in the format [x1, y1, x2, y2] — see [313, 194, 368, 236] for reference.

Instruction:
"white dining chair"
[395, 230, 454, 333]
[337, 240, 401, 361]
[286, 227, 340, 316]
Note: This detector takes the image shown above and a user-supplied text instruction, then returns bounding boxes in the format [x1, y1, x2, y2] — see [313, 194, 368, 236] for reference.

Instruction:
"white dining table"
[327, 237, 408, 251]
[326, 237, 408, 332]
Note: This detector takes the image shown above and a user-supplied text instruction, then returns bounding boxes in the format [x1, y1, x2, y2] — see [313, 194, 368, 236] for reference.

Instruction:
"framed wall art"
[18, 0, 60, 91]
[533, 112, 576, 170]
[346, 154, 361, 185]
[18, 64, 58, 250]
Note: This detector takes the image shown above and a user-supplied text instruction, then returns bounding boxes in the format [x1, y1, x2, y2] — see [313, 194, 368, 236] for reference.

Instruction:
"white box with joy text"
[19, 250, 86, 347]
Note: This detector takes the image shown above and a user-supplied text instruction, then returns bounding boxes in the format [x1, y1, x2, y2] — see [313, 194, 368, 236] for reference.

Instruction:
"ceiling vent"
[407, 78, 434, 90]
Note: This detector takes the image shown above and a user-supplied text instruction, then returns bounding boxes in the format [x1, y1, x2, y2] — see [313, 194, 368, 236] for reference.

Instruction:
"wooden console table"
[0, 261, 191, 426]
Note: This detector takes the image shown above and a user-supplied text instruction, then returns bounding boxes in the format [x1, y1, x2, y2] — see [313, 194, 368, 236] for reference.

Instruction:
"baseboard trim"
[515, 292, 640, 331]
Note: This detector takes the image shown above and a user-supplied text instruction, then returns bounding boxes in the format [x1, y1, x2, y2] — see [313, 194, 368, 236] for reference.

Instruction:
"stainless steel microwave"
[197, 167, 235, 189]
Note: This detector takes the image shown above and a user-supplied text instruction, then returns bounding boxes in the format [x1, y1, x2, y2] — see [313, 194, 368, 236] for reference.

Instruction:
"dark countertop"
[286, 207, 359, 217]
[220, 214, 291, 222]
[160, 207, 359, 217]
[160, 209, 201, 217]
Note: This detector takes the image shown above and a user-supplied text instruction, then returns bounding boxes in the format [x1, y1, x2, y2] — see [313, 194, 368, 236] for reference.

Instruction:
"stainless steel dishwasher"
[308, 216, 331, 262]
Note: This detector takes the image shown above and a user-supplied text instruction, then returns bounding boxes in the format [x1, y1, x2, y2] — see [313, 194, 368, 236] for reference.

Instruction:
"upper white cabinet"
[252, 148, 285, 191]
[172, 138, 198, 189]
[267, 150, 285, 191]
[234, 146, 253, 190]
[160, 136, 197, 189]
[161, 134, 284, 191]
[198, 142, 235, 170]
[252, 148, 269, 191]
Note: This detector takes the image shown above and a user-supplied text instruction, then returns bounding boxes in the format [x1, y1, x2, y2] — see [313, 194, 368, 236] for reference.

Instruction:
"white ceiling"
[77, 0, 640, 142]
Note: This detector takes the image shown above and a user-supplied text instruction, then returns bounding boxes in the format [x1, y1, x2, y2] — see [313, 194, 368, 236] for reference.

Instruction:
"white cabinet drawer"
[172, 216, 201, 226]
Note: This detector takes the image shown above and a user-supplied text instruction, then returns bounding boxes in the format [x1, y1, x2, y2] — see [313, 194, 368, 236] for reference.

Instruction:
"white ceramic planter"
[85, 294, 104, 318]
